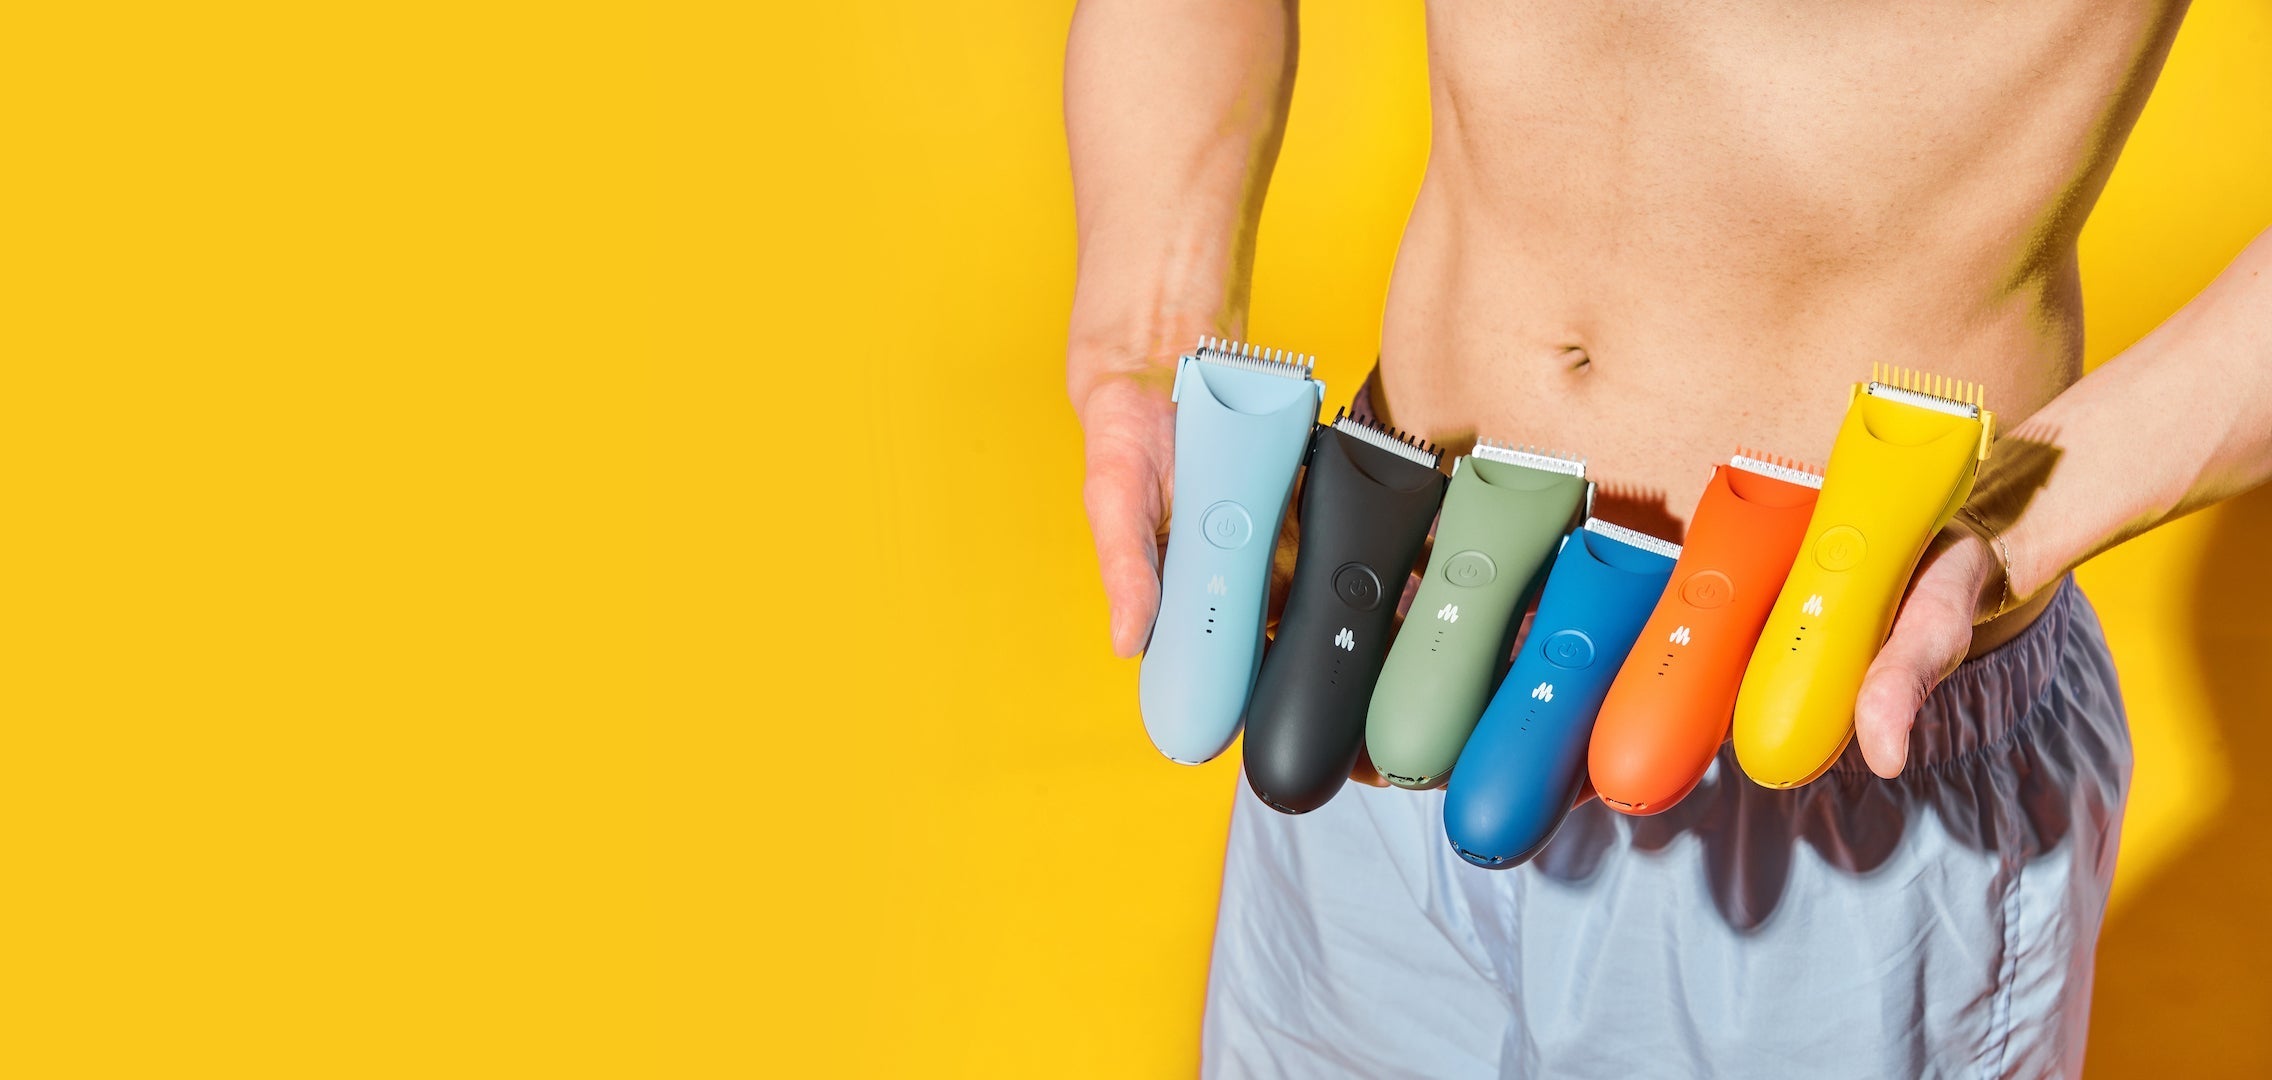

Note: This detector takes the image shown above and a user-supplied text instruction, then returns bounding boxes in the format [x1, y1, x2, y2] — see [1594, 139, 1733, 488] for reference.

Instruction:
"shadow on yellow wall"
[2091, 484, 2272, 1076]
[2064, 2, 2272, 1072]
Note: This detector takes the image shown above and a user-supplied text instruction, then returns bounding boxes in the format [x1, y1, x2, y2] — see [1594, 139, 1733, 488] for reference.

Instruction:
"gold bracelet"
[1955, 506, 2015, 620]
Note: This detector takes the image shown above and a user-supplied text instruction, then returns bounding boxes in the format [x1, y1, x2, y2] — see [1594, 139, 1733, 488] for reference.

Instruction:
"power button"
[1199, 501, 1253, 550]
[1444, 550, 1496, 588]
[1543, 629, 1595, 669]
[1332, 563, 1384, 610]
[1681, 570, 1733, 609]
[1815, 525, 1866, 572]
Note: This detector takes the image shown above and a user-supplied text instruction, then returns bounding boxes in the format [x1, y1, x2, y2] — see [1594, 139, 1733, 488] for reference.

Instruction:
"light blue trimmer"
[1139, 336, 1324, 764]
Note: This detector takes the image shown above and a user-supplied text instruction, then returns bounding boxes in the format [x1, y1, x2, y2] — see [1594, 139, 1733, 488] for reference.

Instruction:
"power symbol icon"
[1198, 502, 1253, 550]
[1681, 570, 1733, 609]
[1331, 563, 1383, 611]
[1815, 526, 1866, 572]
[1543, 629, 1594, 669]
[1443, 550, 1496, 588]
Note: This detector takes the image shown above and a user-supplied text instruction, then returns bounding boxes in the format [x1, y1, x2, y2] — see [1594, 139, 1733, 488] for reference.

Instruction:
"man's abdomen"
[1377, 0, 2183, 531]
[1376, 197, 2076, 536]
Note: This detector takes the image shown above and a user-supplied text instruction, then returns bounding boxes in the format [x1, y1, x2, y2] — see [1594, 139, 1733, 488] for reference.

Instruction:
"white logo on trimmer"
[1207, 575, 1228, 596]
[1802, 594, 1824, 617]
[1530, 682, 1554, 703]
[1669, 625, 1692, 646]
[1334, 627, 1355, 650]
[1436, 604, 1459, 623]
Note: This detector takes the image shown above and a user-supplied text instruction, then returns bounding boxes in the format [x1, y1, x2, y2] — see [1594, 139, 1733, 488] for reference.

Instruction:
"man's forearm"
[1986, 228, 2272, 601]
[1064, 0, 1297, 410]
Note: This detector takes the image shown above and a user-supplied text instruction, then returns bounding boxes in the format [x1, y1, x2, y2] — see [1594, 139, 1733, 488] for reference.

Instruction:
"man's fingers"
[1084, 455, 1165, 657]
[1855, 658, 1932, 780]
[1076, 376, 1178, 658]
[1854, 559, 1979, 778]
[1349, 746, 1390, 788]
[1264, 471, 1303, 631]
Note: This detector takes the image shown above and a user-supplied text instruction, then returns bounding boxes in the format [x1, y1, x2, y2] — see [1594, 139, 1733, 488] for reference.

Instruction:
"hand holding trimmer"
[1365, 442, 1589, 789]
[1244, 411, 1446, 814]
[1732, 366, 1994, 788]
[1442, 519, 1679, 868]
[1588, 453, 1820, 815]
[1139, 337, 1324, 765]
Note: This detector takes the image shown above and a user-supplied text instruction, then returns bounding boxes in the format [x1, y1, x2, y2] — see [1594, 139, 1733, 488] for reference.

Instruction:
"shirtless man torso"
[1389, 0, 2161, 538]
[1066, 1, 2271, 1074]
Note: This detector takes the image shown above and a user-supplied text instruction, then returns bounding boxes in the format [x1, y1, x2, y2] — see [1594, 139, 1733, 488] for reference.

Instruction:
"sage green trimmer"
[1364, 441, 1589, 788]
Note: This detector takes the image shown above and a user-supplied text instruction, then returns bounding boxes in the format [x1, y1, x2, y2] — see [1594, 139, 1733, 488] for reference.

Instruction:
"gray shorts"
[1202, 577, 2131, 1079]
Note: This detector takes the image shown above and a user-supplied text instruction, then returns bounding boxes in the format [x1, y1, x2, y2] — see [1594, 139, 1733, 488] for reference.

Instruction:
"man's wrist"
[1065, 312, 1229, 418]
[1950, 507, 2016, 624]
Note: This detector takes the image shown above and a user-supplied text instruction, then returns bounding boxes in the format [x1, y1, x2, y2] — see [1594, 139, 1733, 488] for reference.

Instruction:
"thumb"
[1853, 536, 1989, 777]
[1084, 453, 1166, 658]
[1078, 380, 1175, 658]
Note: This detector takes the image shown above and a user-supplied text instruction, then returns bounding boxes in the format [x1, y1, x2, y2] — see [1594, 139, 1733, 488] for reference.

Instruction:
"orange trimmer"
[1587, 453, 1820, 814]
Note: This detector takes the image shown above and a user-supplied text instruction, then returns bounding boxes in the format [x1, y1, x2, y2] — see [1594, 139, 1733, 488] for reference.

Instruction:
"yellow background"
[5, 2, 2269, 1076]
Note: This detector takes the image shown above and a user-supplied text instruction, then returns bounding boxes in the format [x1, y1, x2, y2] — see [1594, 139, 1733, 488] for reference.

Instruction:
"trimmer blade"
[1472, 438, 1587, 479]
[1330, 408, 1440, 469]
[1864, 363, 1983, 419]
[1729, 449, 1825, 490]
[1582, 517, 1683, 561]
[1189, 335, 1318, 382]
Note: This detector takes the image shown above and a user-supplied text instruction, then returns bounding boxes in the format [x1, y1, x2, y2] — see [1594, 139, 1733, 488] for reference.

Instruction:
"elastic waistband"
[1827, 575, 2075, 773]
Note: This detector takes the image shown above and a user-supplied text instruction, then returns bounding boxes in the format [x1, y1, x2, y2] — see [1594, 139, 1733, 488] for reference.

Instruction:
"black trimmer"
[1241, 409, 1447, 813]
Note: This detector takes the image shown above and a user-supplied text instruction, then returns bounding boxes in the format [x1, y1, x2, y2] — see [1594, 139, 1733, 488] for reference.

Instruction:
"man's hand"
[1075, 359, 1392, 787]
[1851, 527, 2001, 778]
[1065, 0, 1297, 652]
[1073, 364, 1305, 656]
[1077, 371, 1179, 658]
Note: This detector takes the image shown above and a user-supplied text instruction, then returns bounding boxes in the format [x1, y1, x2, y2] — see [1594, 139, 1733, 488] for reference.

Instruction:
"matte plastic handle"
[1139, 356, 1322, 764]
[1364, 457, 1587, 789]
[1243, 427, 1446, 813]
[1588, 464, 1817, 815]
[1731, 391, 1989, 788]
[1442, 523, 1677, 868]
